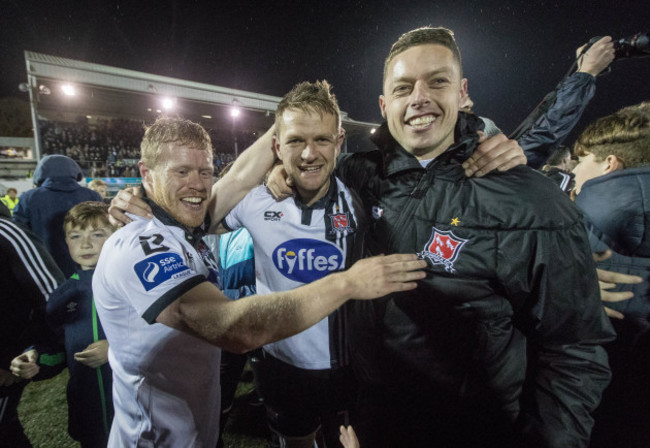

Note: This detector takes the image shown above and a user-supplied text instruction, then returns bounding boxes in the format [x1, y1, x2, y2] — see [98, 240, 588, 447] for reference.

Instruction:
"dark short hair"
[384, 26, 463, 83]
[545, 146, 572, 166]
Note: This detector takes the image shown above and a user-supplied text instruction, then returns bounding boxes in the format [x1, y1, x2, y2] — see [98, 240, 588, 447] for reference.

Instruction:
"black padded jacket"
[336, 112, 615, 448]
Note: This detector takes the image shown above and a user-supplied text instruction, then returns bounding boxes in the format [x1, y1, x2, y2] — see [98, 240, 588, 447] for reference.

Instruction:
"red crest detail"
[426, 231, 464, 261]
[331, 214, 349, 229]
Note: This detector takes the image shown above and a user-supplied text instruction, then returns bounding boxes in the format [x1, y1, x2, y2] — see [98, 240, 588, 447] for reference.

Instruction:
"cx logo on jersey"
[264, 211, 284, 221]
[273, 239, 344, 283]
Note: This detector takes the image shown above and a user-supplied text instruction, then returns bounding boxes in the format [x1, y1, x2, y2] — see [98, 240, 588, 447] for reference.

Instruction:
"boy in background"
[11, 201, 115, 448]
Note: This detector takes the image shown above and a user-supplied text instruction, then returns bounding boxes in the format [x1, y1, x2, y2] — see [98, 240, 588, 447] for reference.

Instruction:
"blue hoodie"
[13, 155, 102, 277]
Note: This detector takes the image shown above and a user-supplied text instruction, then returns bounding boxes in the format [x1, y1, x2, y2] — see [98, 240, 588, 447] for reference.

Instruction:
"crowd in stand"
[39, 117, 256, 178]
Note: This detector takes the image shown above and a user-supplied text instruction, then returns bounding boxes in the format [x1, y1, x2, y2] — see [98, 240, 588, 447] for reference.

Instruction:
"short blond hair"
[88, 179, 106, 190]
[275, 81, 341, 137]
[141, 117, 212, 169]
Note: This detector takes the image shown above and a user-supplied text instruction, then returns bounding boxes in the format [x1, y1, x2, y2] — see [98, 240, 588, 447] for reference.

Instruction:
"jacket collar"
[370, 111, 482, 176]
[142, 188, 210, 248]
[576, 166, 650, 257]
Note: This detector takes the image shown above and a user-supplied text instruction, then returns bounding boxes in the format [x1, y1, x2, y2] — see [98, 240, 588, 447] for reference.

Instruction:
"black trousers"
[0, 382, 32, 448]
[251, 350, 357, 447]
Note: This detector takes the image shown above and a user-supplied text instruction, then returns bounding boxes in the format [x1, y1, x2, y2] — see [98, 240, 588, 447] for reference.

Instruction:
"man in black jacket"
[335, 27, 615, 448]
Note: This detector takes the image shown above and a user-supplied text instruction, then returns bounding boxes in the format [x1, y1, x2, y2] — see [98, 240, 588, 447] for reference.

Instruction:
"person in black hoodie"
[572, 103, 650, 448]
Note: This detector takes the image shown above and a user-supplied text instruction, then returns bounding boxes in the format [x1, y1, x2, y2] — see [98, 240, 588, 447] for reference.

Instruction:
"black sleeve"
[0, 219, 65, 364]
[498, 219, 615, 448]
[519, 72, 596, 169]
[1, 219, 64, 306]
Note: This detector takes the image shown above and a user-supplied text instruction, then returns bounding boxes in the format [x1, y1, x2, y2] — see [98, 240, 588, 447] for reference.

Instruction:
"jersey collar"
[292, 175, 339, 211]
[142, 189, 211, 247]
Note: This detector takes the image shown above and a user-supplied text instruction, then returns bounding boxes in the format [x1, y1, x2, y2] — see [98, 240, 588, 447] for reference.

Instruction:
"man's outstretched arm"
[157, 254, 427, 353]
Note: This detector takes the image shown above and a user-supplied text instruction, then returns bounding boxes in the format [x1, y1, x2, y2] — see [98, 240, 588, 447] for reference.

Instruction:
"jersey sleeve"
[94, 224, 207, 324]
[222, 186, 254, 232]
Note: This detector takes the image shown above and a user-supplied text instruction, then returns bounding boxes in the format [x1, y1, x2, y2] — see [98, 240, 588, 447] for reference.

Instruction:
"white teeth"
[302, 167, 320, 172]
[182, 197, 202, 204]
[408, 115, 436, 127]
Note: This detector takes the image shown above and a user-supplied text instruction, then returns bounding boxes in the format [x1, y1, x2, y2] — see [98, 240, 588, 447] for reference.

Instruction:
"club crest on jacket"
[417, 227, 468, 273]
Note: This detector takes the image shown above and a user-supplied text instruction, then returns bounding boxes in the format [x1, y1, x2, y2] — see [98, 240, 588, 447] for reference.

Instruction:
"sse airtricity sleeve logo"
[134, 252, 191, 291]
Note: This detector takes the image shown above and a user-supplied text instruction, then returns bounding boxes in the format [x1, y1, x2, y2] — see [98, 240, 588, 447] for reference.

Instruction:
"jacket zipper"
[386, 168, 432, 249]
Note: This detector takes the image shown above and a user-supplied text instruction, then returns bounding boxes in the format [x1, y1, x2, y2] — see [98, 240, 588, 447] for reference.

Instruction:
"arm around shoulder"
[209, 126, 276, 227]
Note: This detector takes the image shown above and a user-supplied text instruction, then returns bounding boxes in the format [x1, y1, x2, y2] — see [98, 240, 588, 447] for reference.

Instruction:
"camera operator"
[518, 36, 615, 168]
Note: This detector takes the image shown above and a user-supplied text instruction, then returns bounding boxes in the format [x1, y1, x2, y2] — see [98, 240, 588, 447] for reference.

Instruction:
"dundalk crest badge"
[417, 226, 468, 273]
[329, 213, 352, 233]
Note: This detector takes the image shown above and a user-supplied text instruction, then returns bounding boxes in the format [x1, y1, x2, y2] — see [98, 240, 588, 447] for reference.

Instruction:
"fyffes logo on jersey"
[273, 239, 344, 283]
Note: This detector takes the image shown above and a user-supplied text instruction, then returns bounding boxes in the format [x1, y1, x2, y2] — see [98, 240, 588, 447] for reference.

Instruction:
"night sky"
[1, 0, 649, 139]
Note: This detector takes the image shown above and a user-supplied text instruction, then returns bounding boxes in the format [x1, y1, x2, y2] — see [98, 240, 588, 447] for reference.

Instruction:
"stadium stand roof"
[23, 51, 379, 157]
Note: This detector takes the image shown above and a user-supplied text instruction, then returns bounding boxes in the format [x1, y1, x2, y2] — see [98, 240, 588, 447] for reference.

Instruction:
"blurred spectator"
[0, 188, 19, 216]
[1, 202, 64, 447]
[539, 145, 576, 194]
[13, 155, 102, 277]
[572, 103, 650, 448]
[87, 179, 107, 199]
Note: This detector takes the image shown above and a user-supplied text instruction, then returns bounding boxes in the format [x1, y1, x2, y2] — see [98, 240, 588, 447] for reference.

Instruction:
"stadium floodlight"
[230, 99, 241, 118]
[61, 84, 76, 96]
[161, 97, 176, 111]
[370, 128, 377, 134]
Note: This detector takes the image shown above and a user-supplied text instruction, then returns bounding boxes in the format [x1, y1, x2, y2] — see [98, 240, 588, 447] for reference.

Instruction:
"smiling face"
[65, 222, 113, 270]
[140, 144, 214, 229]
[380, 44, 467, 160]
[274, 108, 342, 206]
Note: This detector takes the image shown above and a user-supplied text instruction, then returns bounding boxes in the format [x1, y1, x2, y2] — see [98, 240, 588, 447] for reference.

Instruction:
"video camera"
[614, 32, 650, 59]
[589, 32, 649, 59]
